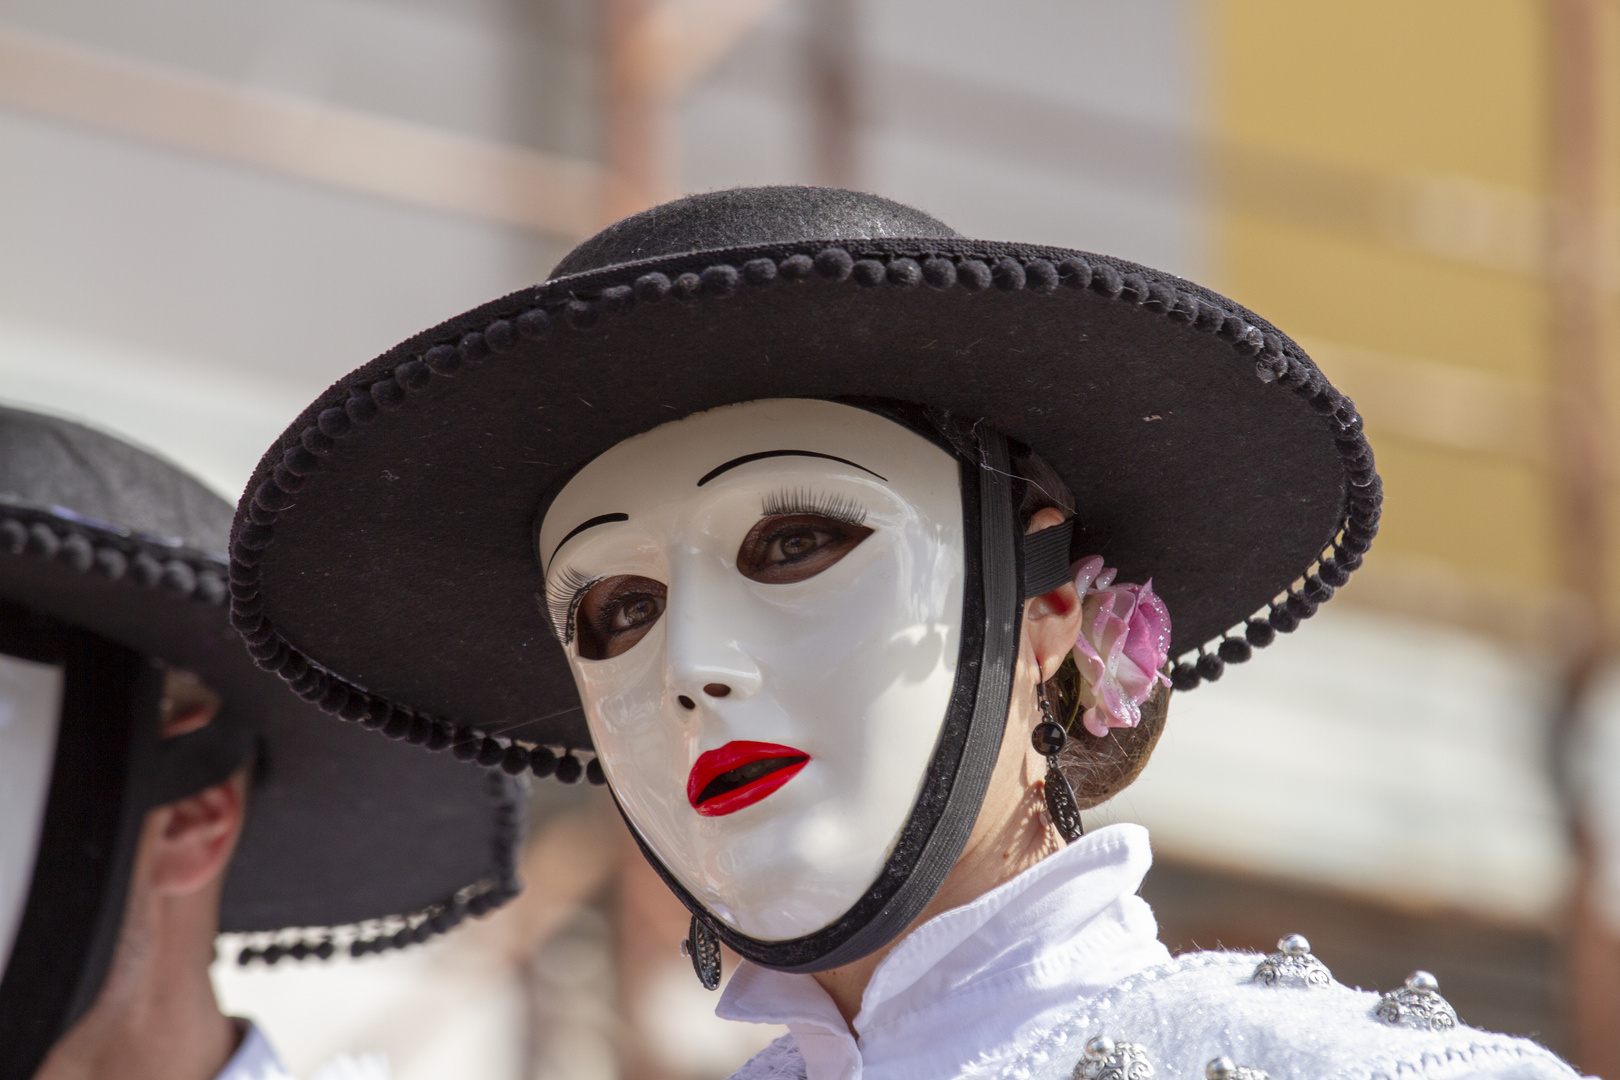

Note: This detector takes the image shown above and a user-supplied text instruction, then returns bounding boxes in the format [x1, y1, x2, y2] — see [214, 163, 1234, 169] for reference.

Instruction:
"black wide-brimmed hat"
[0, 405, 522, 966]
[228, 186, 1380, 770]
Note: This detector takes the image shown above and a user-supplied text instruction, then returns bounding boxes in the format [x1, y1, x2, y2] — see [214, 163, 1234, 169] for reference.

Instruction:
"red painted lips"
[687, 741, 811, 817]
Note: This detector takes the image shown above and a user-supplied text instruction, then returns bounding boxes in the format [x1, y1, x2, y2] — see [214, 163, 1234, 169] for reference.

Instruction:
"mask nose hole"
[703, 683, 731, 698]
[678, 695, 696, 710]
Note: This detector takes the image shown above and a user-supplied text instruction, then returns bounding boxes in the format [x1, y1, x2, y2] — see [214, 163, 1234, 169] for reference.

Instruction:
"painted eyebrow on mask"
[547, 512, 629, 568]
[695, 450, 888, 488]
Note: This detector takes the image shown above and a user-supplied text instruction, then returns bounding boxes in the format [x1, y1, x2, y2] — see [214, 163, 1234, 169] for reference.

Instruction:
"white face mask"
[540, 399, 964, 940]
[0, 651, 64, 975]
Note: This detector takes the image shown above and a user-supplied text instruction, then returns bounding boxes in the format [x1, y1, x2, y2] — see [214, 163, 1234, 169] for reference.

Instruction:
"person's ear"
[160, 668, 223, 737]
[1023, 507, 1083, 682]
[145, 774, 246, 897]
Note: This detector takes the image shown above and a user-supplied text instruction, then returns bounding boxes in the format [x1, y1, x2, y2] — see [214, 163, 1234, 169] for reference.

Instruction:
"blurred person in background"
[226, 186, 1583, 1079]
[0, 406, 525, 1080]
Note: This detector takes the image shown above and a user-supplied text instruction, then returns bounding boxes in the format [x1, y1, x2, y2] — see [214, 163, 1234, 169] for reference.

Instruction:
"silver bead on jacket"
[1073, 1035, 1155, 1080]
[1250, 933, 1332, 989]
[1373, 970, 1459, 1032]
[1205, 1055, 1270, 1080]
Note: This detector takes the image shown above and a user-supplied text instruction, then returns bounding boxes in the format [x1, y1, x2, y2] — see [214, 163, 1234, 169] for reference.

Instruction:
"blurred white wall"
[681, 0, 1204, 276]
[0, 0, 597, 154]
[0, 108, 564, 495]
[1576, 666, 1620, 933]
[0, 0, 576, 498]
[1097, 604, 1571, 924]
[214, 938, 528, 1080]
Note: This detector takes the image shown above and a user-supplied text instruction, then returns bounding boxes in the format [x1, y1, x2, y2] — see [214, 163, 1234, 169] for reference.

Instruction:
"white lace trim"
[722, 953, 1580, 1080]
[728, 1034, 808, 1080]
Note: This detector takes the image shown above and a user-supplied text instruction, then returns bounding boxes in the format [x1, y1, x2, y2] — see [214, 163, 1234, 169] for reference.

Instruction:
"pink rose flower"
[1069, 555, 1172, 737]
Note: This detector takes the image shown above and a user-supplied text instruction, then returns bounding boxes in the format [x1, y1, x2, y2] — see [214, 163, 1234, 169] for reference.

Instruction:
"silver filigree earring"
[1033, 678, 1083, 842]
[680, 915, 722, 990]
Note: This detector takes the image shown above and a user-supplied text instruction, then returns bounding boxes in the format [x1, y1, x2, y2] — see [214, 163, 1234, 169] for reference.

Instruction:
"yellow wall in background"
[1226, 220, 1549, 381]
[1216, 1, 1546, 187]
[1207, 0, 1567, 624]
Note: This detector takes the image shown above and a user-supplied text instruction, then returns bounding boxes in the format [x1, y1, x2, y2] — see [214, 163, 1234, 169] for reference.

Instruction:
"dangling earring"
[680, 914, 722, 990]
[1032, 678, 1083, 842]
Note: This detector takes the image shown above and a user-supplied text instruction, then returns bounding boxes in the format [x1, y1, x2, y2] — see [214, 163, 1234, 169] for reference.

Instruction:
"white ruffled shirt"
[717, 824, 1582, 1080]
[217, 1024, 293, 1080]
[718, 824, 1171, 1080]
[216, 1023, 389, 1080]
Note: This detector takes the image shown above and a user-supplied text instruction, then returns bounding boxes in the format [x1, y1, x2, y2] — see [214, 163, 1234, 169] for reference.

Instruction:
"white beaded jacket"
[717, 825, 1582, 1080]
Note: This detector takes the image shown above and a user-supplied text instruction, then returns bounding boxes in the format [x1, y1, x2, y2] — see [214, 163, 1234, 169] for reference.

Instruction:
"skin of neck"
[34, 674, 246, 1080]
[811, 508, 1085, 1027]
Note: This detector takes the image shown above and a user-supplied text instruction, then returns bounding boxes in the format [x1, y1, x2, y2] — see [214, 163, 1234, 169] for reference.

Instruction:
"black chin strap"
[1021, 517, 1076, 599]
[142, 707, 256, 810]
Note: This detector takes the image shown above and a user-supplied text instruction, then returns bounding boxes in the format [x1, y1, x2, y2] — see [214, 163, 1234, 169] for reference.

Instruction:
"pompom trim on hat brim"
[230, 786, 523, 966]
[0, 500, 229, 607]
[0, 500, 523, 962]
[229, 236, 1381, 776]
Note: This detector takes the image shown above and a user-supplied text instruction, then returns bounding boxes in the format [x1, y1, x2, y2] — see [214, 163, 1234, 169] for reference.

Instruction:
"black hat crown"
[0, 405, 229, 553]
[549, 186, 960, 279]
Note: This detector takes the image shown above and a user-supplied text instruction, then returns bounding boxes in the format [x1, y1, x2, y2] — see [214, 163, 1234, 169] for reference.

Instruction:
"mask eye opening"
[735, 514, 874, 585]
[574, 576, 667, 660]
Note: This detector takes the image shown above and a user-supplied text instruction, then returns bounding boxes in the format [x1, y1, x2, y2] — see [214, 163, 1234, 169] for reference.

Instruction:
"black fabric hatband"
[1022, 517, 1077, 599]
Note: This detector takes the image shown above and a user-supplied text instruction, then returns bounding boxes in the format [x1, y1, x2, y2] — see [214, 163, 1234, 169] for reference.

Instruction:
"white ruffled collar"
[717, 823, 1171, 1080]
[216, 1023, 292, 1080]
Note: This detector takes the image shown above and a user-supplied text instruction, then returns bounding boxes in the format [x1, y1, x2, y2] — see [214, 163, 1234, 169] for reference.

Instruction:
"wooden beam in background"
[0, 3, 786, 241]
[0, 25, 609, 241]
[807, 0, 860, 189]
[604, 0, 676, 220]
[604, 0, 783, 220]
[1546, 0, 1620, 1074]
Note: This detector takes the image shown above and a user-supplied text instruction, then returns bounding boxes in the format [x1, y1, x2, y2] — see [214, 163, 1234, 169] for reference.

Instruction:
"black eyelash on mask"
[545, 566, 601, 646]
[760, 489, 869, 527]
